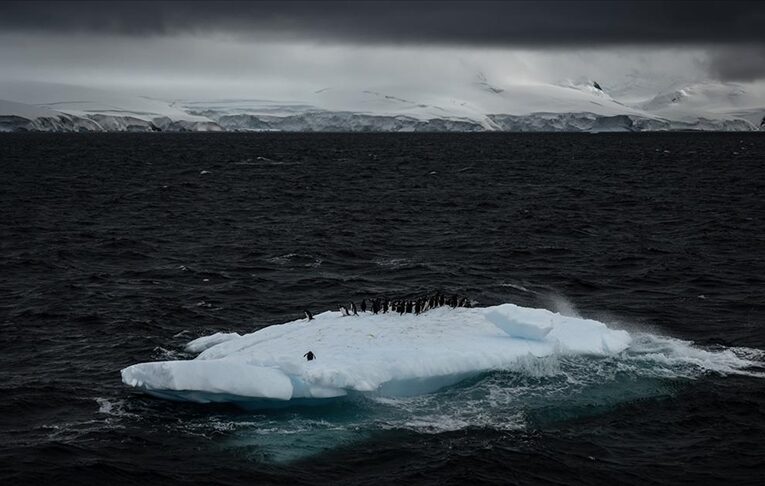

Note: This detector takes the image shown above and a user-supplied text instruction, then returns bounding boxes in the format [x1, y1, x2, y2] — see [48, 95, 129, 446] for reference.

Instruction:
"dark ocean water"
[1, 133, 764, 485]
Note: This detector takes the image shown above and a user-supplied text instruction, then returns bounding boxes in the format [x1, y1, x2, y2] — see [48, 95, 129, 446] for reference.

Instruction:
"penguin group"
[338, 302, 359, 316]
[333, 291, 472, 318]
[302, 292, 473, 360]
[304, 292, 472, 322]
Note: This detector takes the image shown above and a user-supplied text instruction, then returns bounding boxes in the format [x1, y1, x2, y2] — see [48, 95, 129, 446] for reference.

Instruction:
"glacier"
[121, 303, 633, 407]
[1, 78, 762, 132]
[0, 81, 223, 133]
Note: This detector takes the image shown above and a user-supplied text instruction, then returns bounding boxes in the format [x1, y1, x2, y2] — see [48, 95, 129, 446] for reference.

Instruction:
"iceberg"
[121, 303, 632, 407]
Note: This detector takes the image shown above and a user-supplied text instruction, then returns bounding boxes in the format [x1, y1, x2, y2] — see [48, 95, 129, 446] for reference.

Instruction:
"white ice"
[0, 81, 210, 122]
[121, 303, 632, 405]
[3, 78, 762, 132]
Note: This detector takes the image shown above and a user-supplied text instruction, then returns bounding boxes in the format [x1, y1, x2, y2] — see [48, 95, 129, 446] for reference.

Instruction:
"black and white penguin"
[351, 302, 358, 316]
[304, 310, 314, 321]
[304, 351, 316, 361]
[361, 299, 367, 313]
[340, 305, 350, 316]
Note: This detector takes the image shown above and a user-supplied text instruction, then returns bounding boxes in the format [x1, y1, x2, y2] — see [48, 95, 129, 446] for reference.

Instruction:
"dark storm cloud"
[1, 0, 764, 46]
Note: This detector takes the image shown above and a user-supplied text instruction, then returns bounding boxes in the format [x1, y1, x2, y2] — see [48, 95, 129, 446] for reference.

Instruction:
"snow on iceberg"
[183, 332, 241, 354]
[121, 303, 632, 406]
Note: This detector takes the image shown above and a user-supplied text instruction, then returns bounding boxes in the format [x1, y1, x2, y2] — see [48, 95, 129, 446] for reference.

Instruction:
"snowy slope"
[1, 77, 763, 132]
[185, 78, 660, 132]
[0, 81, 204, 121]
[0, 98, 63, 119]
[187, 76, 764, 132]
[0, 81, 222, 132]
[0, 98, 102, 132]
[640, 82, 765, 128]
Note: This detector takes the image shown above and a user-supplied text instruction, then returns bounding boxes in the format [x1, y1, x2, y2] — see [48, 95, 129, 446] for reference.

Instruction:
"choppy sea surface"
[1, 133, 764, 485]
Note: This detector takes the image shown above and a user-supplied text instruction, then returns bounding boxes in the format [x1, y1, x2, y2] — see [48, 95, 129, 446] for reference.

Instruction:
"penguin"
[361, 299, 367, 313]
[304, 351, 316, 361]
[340, 305, 349, 316]
[304, 310, 314, 321]
[351, 302, 358, 316]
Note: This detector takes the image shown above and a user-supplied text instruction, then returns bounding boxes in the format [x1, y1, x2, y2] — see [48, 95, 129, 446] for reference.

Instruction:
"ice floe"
[122, 303, 632, 406]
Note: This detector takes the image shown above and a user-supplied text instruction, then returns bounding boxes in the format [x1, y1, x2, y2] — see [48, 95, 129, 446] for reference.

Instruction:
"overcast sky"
[1, 1, 763, 100]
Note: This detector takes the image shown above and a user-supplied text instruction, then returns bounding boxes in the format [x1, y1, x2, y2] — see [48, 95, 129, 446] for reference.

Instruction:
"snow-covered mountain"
[640, 82, 765, 129]
[1, 78, 763, 132]
[0, 99, 100, 132]
[0, 82, 222, 132]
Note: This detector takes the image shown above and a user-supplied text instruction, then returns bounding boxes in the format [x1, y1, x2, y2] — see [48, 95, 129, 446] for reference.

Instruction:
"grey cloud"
[708, 47, 765, 81]
[1, 1, 764, 46]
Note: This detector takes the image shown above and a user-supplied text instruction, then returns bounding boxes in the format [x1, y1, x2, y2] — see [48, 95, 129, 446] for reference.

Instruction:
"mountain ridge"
[1, 79, 762, 132]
